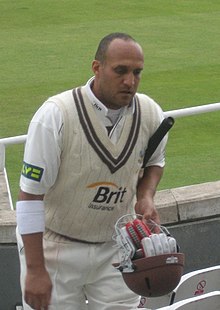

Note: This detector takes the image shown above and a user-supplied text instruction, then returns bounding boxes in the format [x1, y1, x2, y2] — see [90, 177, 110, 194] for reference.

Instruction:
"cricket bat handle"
[142, 117, 175, 167]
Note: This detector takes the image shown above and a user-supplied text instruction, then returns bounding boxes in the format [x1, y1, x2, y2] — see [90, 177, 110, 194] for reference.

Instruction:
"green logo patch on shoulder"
[21, 162, 44, 182]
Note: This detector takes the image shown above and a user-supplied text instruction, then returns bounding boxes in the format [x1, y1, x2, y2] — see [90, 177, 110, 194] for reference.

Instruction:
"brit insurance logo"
[87, 182, 127, 211]
[21, 161, 44, 182]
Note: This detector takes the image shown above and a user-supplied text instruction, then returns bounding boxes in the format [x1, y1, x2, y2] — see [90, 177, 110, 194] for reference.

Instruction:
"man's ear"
[92, 59, 101, 75]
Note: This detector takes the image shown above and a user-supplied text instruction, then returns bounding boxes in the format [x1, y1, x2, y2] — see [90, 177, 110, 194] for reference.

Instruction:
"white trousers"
[17, 229, 140, 310]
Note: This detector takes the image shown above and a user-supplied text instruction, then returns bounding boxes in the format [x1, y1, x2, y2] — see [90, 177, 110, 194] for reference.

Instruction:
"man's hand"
[25, 268, 52, 310]
[135, 196, 160, 225]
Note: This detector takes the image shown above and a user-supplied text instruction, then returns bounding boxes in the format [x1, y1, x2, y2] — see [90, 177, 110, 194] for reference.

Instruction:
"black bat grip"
[142, 117, 175, 168]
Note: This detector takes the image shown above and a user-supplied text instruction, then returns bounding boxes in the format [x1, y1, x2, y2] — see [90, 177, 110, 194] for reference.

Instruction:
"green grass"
[0, 0, 220, 204]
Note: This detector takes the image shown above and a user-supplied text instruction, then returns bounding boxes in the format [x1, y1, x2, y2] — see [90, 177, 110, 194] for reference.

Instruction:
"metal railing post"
[0, 142, 14, 210]
[0, 143, 5, 172]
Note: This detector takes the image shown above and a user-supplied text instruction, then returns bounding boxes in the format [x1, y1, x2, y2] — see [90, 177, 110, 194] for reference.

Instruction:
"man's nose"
[123, 73, 135, 87]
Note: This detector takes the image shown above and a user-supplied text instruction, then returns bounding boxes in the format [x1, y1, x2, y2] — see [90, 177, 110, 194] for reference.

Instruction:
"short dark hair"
[94, 32, 136, 63]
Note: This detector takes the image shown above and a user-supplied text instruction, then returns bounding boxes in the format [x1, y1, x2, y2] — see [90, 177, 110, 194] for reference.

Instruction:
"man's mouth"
[120, 90, 133, 95]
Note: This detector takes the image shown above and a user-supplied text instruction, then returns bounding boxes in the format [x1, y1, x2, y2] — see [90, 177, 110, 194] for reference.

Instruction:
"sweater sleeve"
[20, 101, 63, 195]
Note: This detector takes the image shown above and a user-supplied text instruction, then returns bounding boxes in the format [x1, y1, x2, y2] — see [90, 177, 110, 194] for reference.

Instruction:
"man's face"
[92, 39, 144, 109]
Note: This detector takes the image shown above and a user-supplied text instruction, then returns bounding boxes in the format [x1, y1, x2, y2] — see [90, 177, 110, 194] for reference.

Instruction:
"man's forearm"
[137, 166, 164, 200]
[135, 166, 163, 224]
[22, 232, 46, 271]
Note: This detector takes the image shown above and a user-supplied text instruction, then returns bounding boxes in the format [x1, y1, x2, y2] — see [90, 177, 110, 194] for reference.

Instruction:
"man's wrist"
[16, 200, 45, 234]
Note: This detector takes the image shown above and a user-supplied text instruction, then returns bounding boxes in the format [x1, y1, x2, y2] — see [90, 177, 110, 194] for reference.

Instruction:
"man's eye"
[114, 67, 127, 75]
[133, 69, 142, 76]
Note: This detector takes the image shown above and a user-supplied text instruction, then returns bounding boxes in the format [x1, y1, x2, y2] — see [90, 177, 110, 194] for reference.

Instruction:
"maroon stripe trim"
[73, 88, 141, 173]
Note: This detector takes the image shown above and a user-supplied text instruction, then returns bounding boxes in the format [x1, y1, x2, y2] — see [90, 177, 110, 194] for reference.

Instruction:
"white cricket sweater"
[44, 86, 165, 242]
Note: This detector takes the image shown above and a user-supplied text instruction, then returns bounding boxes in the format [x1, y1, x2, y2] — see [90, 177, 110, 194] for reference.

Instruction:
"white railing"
[163, 102, 220, 118]
[1, 102, 220, 210]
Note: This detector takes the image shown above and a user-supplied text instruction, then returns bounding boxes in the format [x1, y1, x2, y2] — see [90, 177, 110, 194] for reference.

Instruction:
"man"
[16, 32, 168, 310]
